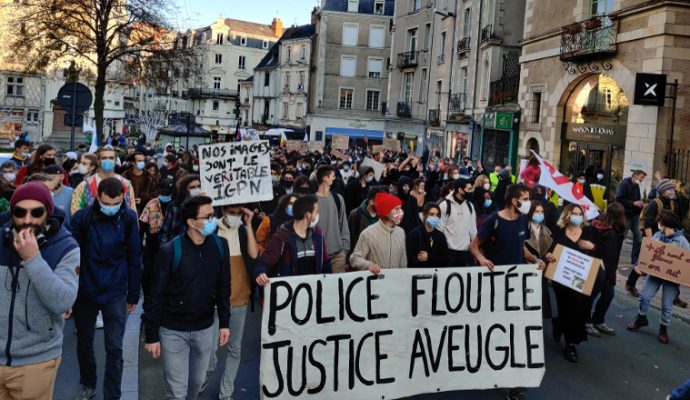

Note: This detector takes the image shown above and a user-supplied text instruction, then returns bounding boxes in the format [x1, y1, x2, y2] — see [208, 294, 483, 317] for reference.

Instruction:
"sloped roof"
[224, 18, 278, 38]
[255, 24, 315, 70]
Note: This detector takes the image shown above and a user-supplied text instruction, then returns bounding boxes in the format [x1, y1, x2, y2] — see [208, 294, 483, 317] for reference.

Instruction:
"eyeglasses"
[12, 206, 46, 219]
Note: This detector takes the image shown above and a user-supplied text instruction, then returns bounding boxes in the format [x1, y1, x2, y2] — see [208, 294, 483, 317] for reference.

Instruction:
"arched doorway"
[560, 74, 628, 191]
[526, 138, 540, 156]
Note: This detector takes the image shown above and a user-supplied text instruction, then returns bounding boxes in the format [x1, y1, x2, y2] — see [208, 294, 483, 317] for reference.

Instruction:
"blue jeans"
[670, 378, 690, 400]
[160, 325, 215, 400]
[625, 214, 642, 265]
[639, 276, 681, 326]
[73, 294, 128, 400]
[219, 305, 248, 400]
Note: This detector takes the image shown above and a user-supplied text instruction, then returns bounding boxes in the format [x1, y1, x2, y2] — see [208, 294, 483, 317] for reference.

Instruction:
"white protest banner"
[199, 140, 273, 206]
[531, 150, 600, 220]
[260, 267, 545, 400]
[545, 245, 601, 296]
[361, 157, 385, 181]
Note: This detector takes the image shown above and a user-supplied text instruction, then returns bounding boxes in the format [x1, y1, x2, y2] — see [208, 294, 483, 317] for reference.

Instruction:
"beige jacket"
[350, 221, 407, 270]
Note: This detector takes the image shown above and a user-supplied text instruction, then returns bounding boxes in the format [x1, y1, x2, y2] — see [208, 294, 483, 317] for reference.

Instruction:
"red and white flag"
[531, 150, 600, 220]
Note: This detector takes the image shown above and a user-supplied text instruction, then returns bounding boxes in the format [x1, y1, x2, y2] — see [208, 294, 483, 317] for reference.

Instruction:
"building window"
[529, 91, 543, 124]
[339, 88, 354, 109]
[213, 77, 221, 89]
[263, 40, 269, 49]
[366, 90, 380, 111]
[6, 76, 23, 96]
[367, 57, 383, 78]
[481, 59, 490, 100]
[300, 45, 306, 60]
[374, 0, 384, 14]
[215, 54, 222, 64]
[424, 23, 431, 50]
[284, 72, 291, 90]
[212, 101, 220, 111]
[348, 0, 359, 12]
[342, 23, 358, 46]
[436, 80, 443, 108]
[419, 68, 428, 102]
[439, 31, 446, 63]
[240, 37, 247, 46]
[286, 46, 292, 61]
[369, 25, 385, 48]
[297, 103, 304, 118]
[264, 72, 270, 86]
[463, 8, 471, 38]
[340, 55, 357, 77]
[282, 102, 289, 119]
[298, 71, 305, 90]
[409, 0, 421, 12]
[590, 0, 613, 16]
[216, 33, 223, 45]
[238, 56, 246, 69]
[402, 72, 414, 103]
[407, 28, 417, 52]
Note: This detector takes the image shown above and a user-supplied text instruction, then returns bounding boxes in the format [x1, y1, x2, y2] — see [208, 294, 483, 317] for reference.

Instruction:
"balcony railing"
[449, 93, 466, 112]
[396, 102, 412, 118]
[428, 109, 440, 126]
[397, 51, 419, 69]
[560, 16, 617, 62]
[457, 37, 471, 55]
[488, 75, 519, 106]
[185, 88, 240, 99]
[480, 25, 497, 43]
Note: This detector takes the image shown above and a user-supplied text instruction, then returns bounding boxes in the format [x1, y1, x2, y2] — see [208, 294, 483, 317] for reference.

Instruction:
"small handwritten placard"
[638, 238, 690, 288]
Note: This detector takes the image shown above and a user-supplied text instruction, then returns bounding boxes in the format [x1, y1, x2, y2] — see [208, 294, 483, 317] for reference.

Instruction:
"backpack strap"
[212, 234, 225, 258]
[172, 234, 224, 273]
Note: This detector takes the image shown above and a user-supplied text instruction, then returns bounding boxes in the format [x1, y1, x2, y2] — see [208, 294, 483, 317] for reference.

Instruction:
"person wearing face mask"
[122, 151, 158, 216]
[345, 165, 375, 214]
[69, 177, 142, 400]
[492, 168, 513, 210]
[70, 147, 137, 217]
[348, 187, 383, 255]
[256, 194, 297, 254]
[543, 204, 596, 363]
[584, 168, 610, 211]
[10, 139, 30, 168]
[628, 211, 689, 344]
[489, 165, 502, 193]
[70, 153, 98, 189]
[525, 201, 554, 320]
[350, 192, 407, 275]
[205, 204, 257, 399]
[340, 161, 354, 185]
[254, 195, 332, 286]
[159, 174, 202, 244]
[615, 170, 647, 272]
[16, 144, 62, 187]
[1, 160, 18, 203]
[471, 175, 495, 228]
[400, 178, 426, 233]
[44, 165, 74, 225]
[144, 196, 230, 399]
[139, 179, 175, 311]
[406, 203, 449, 269]
[438, 180, 477, 267]
[282, 170, 296, 195]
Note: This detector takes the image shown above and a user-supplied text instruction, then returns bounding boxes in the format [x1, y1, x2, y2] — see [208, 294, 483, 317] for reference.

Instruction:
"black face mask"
[43, 158, 56, 166]
[283, 180, 294, 189]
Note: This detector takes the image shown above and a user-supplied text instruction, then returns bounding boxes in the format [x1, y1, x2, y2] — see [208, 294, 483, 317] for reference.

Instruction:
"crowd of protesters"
[0, 136, 689, 400]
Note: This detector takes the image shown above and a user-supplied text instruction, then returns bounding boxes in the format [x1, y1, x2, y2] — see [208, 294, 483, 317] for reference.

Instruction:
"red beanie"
[375, 192, 402, 218]
[10, 181, 54, 216]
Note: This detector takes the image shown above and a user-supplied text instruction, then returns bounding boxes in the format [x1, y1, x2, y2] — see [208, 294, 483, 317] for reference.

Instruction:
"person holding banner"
[254, 195, 331, 286]
[438, 179, 477, 266]
[627, 211, 687, 344]
[350, 192, 407, 275]
[546, 204, 597, 362]
[406, 202, 449, 269]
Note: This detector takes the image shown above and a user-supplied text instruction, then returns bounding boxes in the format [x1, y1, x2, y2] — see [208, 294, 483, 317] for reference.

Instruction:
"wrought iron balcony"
[396, 102, 412, 118]
[397, 51, 419, 69]
[428, 109, 440, 126]
[489, 75, 519, 106]
[449, 93, 466, 112]
[560, 16, 617, 62]
[457, 37, 471, 56]
[481, 25, 500, 43]
[185, 88, 239, 99]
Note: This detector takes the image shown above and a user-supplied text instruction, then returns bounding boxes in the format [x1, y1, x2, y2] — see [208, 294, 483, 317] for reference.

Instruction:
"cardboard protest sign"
[199, 141, 273, 207]
[371, 145, 385, 154]
[638, 238, 690, 287]
[308, 142, 324, 153]
[383, 138, 401, 152]
[286, 140, 306, 153]
[545, 245, 601, 296]
[260, 267, 545, 400]
[361, 157, 384, 181]
[331, 149, 349, 161]
[331, 134, 349, 150]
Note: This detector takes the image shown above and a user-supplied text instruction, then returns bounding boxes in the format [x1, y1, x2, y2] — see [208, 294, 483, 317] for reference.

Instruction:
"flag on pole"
[84, 123, 99, 154]
[280, 129, 288, 147]
[531, 150, 600, 220]
[303, 131, 308, 142]
[235, 123, 242, 142]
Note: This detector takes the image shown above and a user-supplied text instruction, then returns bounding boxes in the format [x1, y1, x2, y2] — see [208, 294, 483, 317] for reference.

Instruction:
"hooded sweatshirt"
[1, 218, 80, 366]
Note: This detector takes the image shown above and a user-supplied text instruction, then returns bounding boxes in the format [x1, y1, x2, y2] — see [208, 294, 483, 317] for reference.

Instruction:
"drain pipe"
[470, 0, 484, 158]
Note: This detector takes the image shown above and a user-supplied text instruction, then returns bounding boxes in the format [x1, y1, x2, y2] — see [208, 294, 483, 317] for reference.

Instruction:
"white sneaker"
[95, 312, 104, 329]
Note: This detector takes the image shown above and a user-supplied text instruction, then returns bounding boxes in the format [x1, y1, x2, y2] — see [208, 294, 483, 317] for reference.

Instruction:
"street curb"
[121, 299, 142, 400]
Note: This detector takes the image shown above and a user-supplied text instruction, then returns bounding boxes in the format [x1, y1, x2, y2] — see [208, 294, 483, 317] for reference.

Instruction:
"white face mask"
[310, 213, 320, 228]
[78, 164, 90, 175]
[483, 183, 491, 191]
[3, 172, 16, 182]
[658, 223, 665, 233]
[224, 214, 243, 228]
[189, 188, 202, 197]
[516, 200, 531, 215]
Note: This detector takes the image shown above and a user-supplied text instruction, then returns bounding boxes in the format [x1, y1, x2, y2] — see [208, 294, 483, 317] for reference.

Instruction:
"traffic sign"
[57, 82, 93, 114]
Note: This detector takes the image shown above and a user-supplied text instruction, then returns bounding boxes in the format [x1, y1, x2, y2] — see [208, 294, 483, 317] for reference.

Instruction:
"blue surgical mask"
[343, 166, 351, 172]
[532, 214, 545, 224]
[159, 195, 172, 203]
[570, 215, 584, 226]
[198, 218, 218, 237]
[484, 199, 492, 208]
[425, 216, 441, 229]
[136, 161, 146, 170]
[366, 175, 374, 183]
[101, 159, 116, 173]
[100, 202, 121, 217]
[286, 205, 294, 217]
[597, 174, 604, 181]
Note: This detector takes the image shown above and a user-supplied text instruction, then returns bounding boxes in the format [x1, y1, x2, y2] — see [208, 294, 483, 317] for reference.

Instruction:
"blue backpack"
[171, 234, 225, 272]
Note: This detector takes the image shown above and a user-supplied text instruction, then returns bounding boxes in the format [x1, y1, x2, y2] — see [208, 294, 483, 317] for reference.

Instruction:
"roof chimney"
[271, 17, 283, 37]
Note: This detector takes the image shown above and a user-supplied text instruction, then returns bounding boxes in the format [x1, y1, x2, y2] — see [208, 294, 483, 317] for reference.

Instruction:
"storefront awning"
[325, 127, 384, 140]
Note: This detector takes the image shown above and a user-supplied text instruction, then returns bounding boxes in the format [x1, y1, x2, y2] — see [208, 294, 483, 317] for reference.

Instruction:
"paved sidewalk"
[616, 239, 690, 323]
